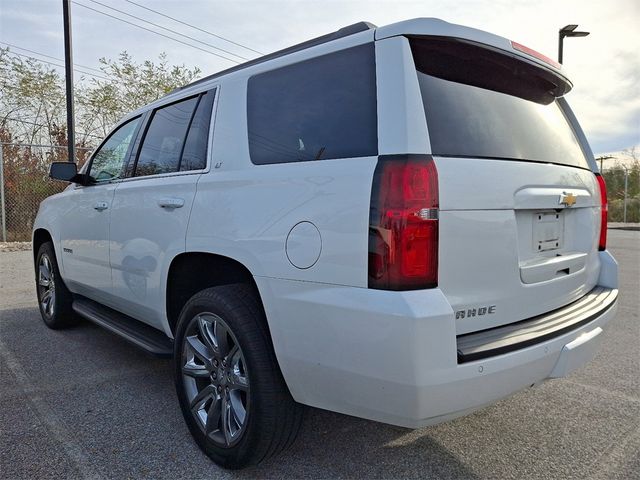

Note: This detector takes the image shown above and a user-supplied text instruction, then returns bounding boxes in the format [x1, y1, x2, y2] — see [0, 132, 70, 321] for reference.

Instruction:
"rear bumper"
[255, 253, 618, 428]
[456, 286, 617, 363]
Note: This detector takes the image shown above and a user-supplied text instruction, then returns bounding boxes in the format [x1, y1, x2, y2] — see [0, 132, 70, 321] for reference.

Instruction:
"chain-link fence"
[0, 143, 91, 242]
[0, 142, 637, 242]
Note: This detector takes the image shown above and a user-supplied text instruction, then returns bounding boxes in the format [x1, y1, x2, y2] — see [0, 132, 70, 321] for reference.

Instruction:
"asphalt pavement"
[1, 230, 638, 479]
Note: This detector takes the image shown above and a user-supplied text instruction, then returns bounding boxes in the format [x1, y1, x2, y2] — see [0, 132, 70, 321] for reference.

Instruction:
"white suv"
[33, 18, 618, 469]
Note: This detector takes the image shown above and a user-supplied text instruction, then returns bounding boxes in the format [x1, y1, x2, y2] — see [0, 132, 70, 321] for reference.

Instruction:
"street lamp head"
[565, 31, 590, 37]
[560, 24, 579, 33]
[559, 24, 590, 38]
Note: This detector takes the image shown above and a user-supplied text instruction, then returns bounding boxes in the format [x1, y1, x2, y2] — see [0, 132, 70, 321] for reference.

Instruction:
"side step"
[72, 297, 173, 357]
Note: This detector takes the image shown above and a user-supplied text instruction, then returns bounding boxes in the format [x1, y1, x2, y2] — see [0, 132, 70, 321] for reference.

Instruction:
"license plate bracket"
[533, 211, 564, 252]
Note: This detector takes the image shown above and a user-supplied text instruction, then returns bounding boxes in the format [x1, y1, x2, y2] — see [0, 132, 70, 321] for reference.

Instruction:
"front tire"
[174, 284, 303, 469]
[35, 241, 77, 329]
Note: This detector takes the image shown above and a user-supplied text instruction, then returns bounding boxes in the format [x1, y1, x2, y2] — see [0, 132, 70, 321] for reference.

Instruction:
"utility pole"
[0, 144, 6, 242]
[622, 166, 629, 223]
[596, 155, 613, 172]
[62, 0, 75, 163]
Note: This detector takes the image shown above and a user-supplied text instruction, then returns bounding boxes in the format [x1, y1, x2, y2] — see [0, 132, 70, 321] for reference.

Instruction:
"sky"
[1, 0, 638, 156]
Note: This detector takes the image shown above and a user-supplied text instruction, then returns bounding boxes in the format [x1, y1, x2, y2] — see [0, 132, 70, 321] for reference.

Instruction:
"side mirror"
[49, 162, 84, 183]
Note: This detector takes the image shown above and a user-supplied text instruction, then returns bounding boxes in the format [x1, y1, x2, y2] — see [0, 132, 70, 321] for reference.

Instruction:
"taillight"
[368, 155, 438, 290]
[595, 173, 607, 251]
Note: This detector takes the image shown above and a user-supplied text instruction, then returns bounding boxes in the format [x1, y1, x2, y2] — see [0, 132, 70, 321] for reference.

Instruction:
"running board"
[72, 297, 173, 357]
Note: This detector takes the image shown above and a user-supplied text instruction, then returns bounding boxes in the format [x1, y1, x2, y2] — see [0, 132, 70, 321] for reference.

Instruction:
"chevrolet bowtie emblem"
[559, 192, 577, 207]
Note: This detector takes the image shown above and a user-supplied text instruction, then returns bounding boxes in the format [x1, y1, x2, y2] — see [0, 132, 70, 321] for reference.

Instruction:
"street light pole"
[558, 24, 590, 64]
[62, 0, 75, 163]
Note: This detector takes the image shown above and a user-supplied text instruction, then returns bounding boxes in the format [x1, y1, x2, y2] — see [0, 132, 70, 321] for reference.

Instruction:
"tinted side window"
[247, 43, 377, 165]
[89, 117, 141, 182]
[135, 96, 198, 177]
[180, 90, 215, 171]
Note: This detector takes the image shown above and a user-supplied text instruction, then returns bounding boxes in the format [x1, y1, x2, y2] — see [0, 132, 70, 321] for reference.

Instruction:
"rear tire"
[174, 284, 303, 469]
[35, 241, 78, 329]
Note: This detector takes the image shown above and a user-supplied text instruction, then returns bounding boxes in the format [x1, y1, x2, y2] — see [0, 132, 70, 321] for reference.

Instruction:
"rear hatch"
[409, 36, 602, 335]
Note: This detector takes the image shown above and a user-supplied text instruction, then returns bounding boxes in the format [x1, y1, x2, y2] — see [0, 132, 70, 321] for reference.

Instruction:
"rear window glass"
[180, 90, 215, 171]
[247, 43, 377, 165]
[135, 96, 199, 177]
[411, 38, 589, 169]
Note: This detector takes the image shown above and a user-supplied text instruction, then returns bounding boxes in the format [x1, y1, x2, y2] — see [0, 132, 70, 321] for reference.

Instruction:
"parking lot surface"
[1, 230, 639, 479]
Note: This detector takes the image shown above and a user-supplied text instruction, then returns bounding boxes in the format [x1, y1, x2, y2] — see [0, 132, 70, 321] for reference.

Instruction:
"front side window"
[88, 117, 141, 182]
[247, 43, 377, 165]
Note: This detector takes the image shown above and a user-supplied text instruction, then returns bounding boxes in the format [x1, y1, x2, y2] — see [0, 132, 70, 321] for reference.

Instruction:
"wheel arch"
[165, 252, 263, 337]
[32, 228, 53, 263]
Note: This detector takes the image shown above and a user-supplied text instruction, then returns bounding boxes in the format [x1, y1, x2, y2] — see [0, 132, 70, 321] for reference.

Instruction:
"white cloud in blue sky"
[1, 0, 638, 154]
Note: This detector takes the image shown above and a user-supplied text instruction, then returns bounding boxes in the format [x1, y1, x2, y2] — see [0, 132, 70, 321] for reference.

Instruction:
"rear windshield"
[410, 37, 590, 169]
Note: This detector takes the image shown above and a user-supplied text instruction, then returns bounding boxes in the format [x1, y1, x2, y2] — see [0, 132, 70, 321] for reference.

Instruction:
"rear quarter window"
[247, 43, 378, 165]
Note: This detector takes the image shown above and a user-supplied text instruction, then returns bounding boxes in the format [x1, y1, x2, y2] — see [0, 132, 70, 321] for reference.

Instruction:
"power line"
[0, 41, 104, 75]
[72, 1, 240, 64]
[3, 50, 112, 81]
[86, 0, 250, 61]
[124, 0, 264, 56]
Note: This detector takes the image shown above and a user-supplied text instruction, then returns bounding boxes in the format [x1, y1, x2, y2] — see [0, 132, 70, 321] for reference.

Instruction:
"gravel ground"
[0, 242, 31, 253]
[0, 230, 638, 479]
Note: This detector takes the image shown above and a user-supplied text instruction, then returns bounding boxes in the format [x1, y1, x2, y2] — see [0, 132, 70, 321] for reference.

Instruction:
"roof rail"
[176, 21, 376, 91]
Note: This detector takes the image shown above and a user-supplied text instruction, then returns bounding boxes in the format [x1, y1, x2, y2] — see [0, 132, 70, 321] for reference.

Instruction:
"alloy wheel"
[181, 312, 250, 447]
[38, 254, 56, 317]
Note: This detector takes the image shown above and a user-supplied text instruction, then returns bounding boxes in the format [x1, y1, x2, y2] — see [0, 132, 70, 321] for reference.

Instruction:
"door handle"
[94, 201, 109, 211]
[157, 197, 185, 209]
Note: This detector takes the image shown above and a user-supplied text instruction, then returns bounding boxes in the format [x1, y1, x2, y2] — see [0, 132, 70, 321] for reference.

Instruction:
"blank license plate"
[533, 211, 564, 252]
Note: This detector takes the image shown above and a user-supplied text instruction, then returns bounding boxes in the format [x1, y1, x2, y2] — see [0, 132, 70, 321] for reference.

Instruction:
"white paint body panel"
[435, 157, 602, 334]
[32, 17, 618, 429]
[56, 183, 117, 303]
[109, 174, 199, 330]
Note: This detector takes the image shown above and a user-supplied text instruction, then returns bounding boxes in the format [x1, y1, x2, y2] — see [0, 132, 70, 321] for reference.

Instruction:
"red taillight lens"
[595, 173, 607, 251]
[368, 155, 438, 290]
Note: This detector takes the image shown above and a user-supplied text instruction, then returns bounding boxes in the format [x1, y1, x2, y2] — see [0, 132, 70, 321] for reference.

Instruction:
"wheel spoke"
[41, 289, 54, 315]
[190, 384, 215, 411]
[39, 258, 51, 286]
[229, 347, 249, 390]
[46, 294, 54, 315]
[229, 394, 246, 429]
[214, 320, 230, 357]
[231, 375, 249, 391]
[182, 363, 210, 378]
[221, 394, 232, 445]
[42, 256, 51, 276]
[197, 315, 218, 354]
[186, 335, 213, 369]
[38, 272, 50, 287]
[226, 344, 239, 364]
[41, 289, 52, 304]
[205, 396, 222, 436]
